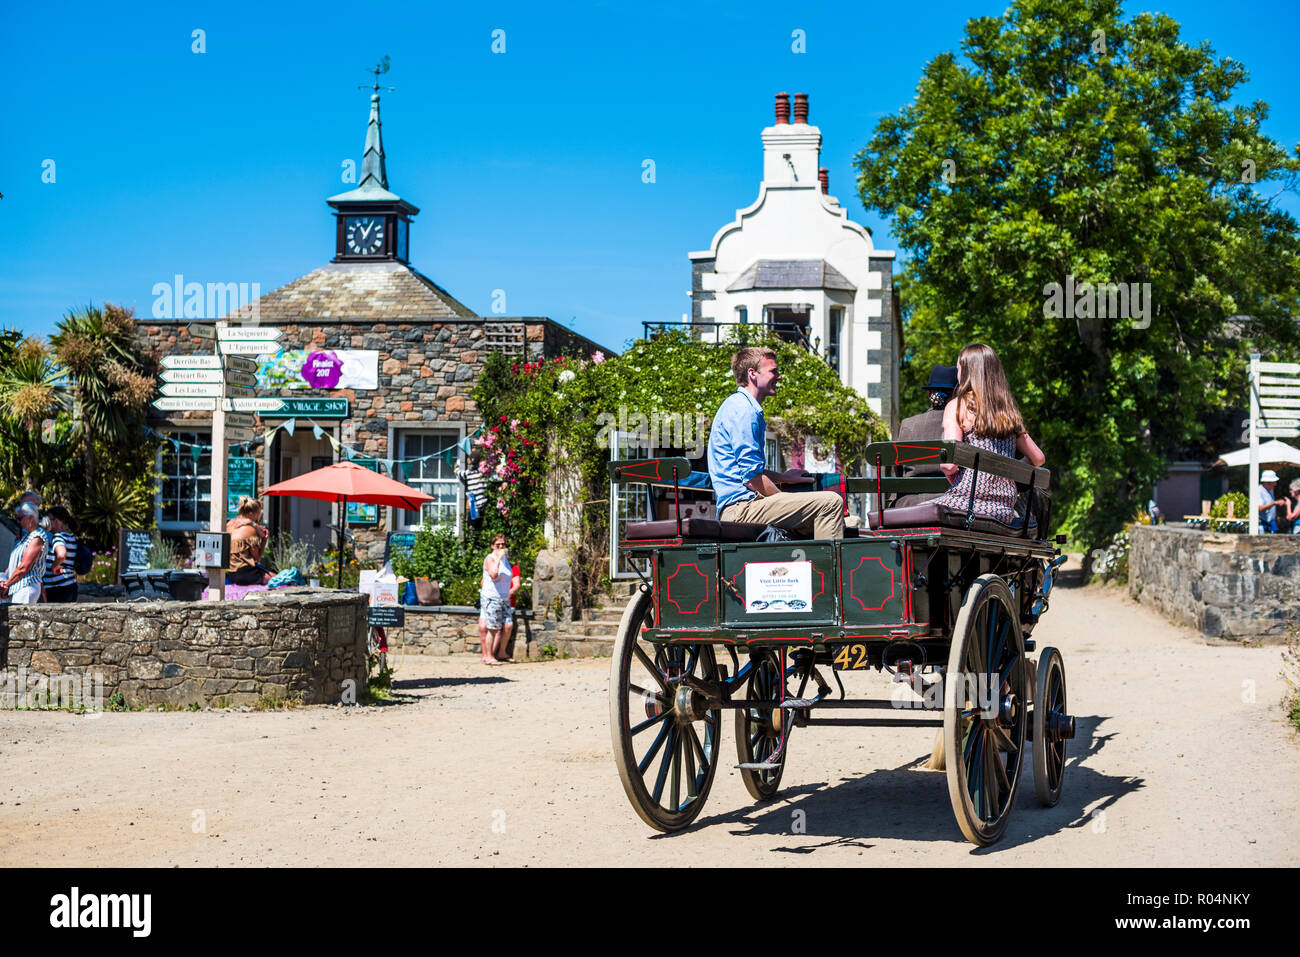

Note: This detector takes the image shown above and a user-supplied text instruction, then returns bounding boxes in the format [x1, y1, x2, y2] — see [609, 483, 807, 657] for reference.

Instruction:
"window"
[827, 306, 844, 373]
[765, 437, 781, 471]
[158, 430, 211, 528]
[735, 305, 748, 324]
[395, 430, 462, 530]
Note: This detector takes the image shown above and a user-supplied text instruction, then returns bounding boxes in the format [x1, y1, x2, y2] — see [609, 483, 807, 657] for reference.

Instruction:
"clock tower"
[328, 73, 416, 263]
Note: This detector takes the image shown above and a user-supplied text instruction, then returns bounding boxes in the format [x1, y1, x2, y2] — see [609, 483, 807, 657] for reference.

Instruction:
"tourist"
[1284, 479, 1300, 534]
[227, 496, 272, 585]
[0, 502, 47, 604]
[1255, 470, 1279, 533]
[43, 506, 80, 603]
[707, 346, 844, 539]
[499, 560, 522, 660]
[890, 363, 957, 508]
[930, 343, 1046, 521]
[478, 533, 512, 665]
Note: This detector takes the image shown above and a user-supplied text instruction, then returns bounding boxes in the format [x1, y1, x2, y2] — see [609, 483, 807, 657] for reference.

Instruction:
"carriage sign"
[744, 560, 813, 613]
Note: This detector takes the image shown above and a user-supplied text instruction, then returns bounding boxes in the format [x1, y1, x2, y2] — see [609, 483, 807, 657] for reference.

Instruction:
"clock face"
[345, 216, 385, 255]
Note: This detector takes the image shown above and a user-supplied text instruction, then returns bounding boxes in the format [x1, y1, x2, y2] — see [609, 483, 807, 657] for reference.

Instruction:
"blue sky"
[2, 0, 1296, 352]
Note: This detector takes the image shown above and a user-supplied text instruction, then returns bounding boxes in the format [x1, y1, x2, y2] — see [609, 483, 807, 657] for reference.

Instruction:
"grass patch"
[1283, 631, 1300, 735]
[253, 689, 302, 711]
[359, 666, 395, 705]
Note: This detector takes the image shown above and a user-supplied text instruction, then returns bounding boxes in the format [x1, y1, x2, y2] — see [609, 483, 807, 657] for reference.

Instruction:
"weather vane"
[360, 56, 395, 94]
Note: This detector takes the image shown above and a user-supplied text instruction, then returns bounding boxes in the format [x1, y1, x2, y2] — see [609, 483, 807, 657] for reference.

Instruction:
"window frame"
[155, 428, 213, 531]
[386, 423, 467, 534]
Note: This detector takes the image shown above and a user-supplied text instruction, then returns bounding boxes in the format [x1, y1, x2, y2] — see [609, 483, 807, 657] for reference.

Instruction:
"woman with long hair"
[933, 343, 1046, 521]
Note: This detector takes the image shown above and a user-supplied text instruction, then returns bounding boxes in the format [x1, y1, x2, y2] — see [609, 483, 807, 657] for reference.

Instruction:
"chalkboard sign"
[385, 531, 418, 565]
[367, 605, 405, 628]
[226, 457, 257, 520]
[117, 528, 156, 581]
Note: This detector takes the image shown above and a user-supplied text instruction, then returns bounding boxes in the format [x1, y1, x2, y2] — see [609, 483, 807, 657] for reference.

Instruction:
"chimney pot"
[793, 93, 809, 124]
[819, 168, 829, 194]
[774, 92, 790, 124]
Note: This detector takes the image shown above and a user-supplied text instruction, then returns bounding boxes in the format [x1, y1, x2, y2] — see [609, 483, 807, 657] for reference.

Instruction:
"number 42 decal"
[832, 643, 869, 671]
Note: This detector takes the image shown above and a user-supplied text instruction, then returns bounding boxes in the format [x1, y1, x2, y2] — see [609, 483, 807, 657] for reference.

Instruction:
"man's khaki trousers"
[719, 491, 845, 540]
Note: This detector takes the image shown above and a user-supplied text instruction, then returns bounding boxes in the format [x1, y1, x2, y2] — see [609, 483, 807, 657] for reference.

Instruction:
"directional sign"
[221, 355, 259, 374]
[224, 370, 258, 388]
[161, 354, 221, 370]
[225, 413, 258, 429]
[1260, 398, 1300, 408]
[218, 326, 282, 342]
[160, 369, 223, 384]
[188, 323, 217, 340]
[153, 397, 217, 412]
[1257, 427, 1300, 438]
[225, 428, 256, 442]
[160, 383, 224, 398]
[1259, 361, 1300, 375]
[223, 384, 257, 397]
[219, 340, 277, 356]
[223, 397, 285, 412]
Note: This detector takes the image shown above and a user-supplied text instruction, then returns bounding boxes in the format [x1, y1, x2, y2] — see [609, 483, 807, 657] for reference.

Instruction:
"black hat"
[925, 365, 958, 392]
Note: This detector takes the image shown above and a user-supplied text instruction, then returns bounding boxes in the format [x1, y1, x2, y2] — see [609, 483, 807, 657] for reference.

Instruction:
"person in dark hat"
[889, 364, 958, 508]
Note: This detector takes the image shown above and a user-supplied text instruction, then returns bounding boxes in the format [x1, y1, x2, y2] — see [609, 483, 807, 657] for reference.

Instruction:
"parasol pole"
[338, 494, 348, 589]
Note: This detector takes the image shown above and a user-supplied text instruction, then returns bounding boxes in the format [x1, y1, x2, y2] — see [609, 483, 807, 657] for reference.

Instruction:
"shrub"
[1210, 492, 1250, 521]
[1091, 527, 1130, 585]
[441, 576, 480, 607]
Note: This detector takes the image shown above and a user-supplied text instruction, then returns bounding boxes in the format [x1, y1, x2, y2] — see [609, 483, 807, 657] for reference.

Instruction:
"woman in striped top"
[43, 506, 79, 603]
[1, 502, 47, 604]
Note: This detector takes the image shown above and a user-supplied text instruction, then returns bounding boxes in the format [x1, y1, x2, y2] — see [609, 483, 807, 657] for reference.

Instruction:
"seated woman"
[226, 496, 273, 586]
[932, 343, 1045, 522]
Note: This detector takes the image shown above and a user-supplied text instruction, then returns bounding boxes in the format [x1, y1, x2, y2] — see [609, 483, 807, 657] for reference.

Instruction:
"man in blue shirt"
[707, 347, 845, 539]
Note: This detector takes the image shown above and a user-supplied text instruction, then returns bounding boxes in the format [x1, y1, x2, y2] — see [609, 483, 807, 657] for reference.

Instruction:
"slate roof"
[220, 261, 477, 321]
[726, 259, 856, 292]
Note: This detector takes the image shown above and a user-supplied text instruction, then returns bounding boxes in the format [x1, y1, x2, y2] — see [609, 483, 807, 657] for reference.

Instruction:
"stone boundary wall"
[387, 606, 540, 659]
[0, 590, 367, 707]
[1129, 525, 1300, 640]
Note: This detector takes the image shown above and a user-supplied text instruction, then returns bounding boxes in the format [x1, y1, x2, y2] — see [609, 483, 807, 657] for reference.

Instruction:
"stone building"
[688, 92, 901, 431]
[137, 88, 609, 559]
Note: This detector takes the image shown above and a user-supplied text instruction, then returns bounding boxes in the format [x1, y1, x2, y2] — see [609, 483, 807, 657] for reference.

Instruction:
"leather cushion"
[867, 502, 1038, 536]
[624, 518, 770, 541]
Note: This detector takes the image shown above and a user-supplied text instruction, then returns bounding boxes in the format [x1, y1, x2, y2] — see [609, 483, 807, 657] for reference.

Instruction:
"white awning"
[1214, 439, 1300, 467]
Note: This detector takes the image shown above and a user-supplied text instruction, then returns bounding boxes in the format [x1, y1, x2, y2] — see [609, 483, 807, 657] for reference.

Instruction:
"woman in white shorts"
[479, 534, 512, 664]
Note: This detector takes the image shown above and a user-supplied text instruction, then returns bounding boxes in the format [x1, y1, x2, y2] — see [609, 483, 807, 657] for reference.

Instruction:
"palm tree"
[49, 303, 154, 484]
[0, 332, 73, 494]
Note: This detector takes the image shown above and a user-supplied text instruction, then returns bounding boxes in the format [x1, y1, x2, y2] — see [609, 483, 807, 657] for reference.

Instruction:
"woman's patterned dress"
[932, 432, 1019, 523]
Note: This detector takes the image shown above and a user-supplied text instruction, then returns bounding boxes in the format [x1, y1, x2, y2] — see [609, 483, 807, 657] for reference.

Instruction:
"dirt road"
[2, 573, 1296, 866]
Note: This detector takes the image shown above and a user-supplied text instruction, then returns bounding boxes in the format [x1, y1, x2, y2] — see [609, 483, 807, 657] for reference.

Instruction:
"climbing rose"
[592, 351, 606, 364]
[558, 369, 575, 383]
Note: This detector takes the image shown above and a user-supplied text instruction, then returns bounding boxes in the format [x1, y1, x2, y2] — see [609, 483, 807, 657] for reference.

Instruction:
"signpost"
[152, 397, 217, 412]
[218, 326, 283, 342]
[219, 340, 276, 356]
[160, 383, 224, 397]
[161, 354, 221, 370]
[187, 323, 217, 340]
[160, 369, 224, 384]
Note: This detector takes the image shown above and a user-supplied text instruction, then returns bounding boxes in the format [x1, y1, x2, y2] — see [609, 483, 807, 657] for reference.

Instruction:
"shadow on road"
[673, 712, 1142, 854]
[392, 676, 513, 691]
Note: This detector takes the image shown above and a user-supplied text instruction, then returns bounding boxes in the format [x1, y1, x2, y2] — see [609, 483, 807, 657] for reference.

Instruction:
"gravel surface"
[2, 571, 1296, 866]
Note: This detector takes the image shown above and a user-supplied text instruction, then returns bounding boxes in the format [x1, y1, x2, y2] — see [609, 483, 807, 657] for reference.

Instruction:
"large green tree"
[856, 0, 1300, 549]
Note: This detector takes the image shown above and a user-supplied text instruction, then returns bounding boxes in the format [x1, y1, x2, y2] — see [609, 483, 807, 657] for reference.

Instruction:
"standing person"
[226, 496, 272, 585]
[478, 533, 512, 665]
[499, 560, 523, 662]
[890, 364, 958, 508]
[42, 506, 80, 603]
[1282, 479, 1300, 534]
[929, 343, 1046, 522]
[0, 502, 47, 604]
[707, 347, 844, 539]
[1256, 470, 1280, 533]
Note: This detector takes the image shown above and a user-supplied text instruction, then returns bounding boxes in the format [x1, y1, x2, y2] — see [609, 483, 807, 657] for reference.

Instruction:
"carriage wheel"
[610, 587, 721, 832]
[735, 648, 787, 801]
[943, 573, 1028, 846]
[1032, 646, 1070, 807]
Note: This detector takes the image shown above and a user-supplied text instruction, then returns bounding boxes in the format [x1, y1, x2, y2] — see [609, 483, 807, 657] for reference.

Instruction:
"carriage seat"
[623, 518, 862, 543]
[866, 501, 1038, 537]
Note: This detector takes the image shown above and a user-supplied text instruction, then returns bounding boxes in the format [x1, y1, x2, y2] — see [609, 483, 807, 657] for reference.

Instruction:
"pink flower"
[510, 418, 520, 429]
[478, 461, 490, 475]
[592, 350, 606, 364]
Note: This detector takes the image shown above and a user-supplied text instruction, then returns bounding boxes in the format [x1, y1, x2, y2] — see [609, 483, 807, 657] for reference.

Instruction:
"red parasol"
[262, 461, 435, 587]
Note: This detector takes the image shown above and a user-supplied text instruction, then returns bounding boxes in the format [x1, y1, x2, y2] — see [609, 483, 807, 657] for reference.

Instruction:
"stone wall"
[386, 606, 538, 659]
[0, 590, 367, 707]
[1129, 525, 1300, 640]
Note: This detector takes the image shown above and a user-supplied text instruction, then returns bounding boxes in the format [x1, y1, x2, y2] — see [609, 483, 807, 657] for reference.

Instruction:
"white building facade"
[689, 92, 900, 431]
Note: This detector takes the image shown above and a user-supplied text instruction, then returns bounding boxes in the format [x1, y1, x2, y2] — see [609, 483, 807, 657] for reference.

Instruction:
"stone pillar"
[532, 548, 575, 624]
[542, 429, 584, 552]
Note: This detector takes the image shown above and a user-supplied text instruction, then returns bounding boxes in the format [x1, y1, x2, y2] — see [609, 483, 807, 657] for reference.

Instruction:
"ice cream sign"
[744, 560, 813, 613]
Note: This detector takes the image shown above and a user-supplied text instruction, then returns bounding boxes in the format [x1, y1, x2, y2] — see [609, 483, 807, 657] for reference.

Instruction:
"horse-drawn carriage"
[608, 439, 1075, 846]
